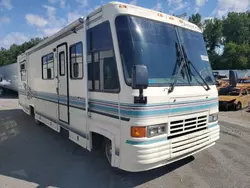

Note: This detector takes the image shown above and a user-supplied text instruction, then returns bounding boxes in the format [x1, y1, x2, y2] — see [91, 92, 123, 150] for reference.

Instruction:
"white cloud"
[48, 0, 66, 8]
[43, 5, 56, 18]
[41, 5, 67, 36]
[25, 14, 48, 28]
[204, 16, 214, 20]
[196, 0, 208, 7]
[76, 0, 88, 7]
[0, 32, 29, 49]
[213, 0, 250, 18]
[129, 0, 137, 5]
[195, 0, 208, 12]
[153, 2, 163, 11]
[0, 16, 10, 24]
[68, 12, 82, 23]
[0, 0, 13, 10]
[167, 0, 189, 13]
[43, 28, 61, 36]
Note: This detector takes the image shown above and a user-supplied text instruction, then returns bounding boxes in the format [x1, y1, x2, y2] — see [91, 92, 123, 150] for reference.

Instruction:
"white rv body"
[18, 2, 220, 172]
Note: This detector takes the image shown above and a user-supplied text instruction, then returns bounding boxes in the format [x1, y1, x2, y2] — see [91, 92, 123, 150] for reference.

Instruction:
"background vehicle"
[237, 77, 250, 90]
[219, 87, 250, 110]
[18, 2, 220, 172]
[0, 63, 18, 93]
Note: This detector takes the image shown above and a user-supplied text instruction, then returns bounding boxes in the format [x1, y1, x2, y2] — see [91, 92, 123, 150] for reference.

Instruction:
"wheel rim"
[105, 140, 112, 164]
[237, 103, 241, 110]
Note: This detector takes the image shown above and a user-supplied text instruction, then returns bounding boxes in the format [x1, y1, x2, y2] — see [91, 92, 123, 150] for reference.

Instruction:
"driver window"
[87, 21, 120, 92]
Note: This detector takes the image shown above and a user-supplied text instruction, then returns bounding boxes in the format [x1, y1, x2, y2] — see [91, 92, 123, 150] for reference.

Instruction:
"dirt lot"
[0, 94, 250, 188]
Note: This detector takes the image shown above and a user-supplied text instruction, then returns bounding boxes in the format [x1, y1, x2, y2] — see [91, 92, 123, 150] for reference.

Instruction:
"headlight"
[209, 113, 218, 123]
[148, 124, 166, 137]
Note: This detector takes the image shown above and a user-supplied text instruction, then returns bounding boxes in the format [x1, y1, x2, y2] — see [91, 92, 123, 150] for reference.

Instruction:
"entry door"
[57, 43, 69, 123]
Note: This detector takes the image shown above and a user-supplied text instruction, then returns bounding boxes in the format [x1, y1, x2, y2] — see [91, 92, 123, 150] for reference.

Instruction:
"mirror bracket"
[134, 88, 147, 104]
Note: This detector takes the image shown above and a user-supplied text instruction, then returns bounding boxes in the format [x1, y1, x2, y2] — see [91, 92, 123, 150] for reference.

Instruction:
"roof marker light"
[157, 13, 163, 17]
[169, 17, 174, 20]
[119, 4, 127, 8]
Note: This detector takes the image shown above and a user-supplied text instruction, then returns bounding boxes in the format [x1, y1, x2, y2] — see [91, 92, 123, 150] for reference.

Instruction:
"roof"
[19, 1, 201, 57]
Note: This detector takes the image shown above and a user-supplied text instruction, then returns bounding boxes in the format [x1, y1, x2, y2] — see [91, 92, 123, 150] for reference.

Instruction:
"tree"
[0, 37, 44, 66]
[203, 18, 223, 53]
[223, 12, 250, 45]
[191, 11, 250, 70]
[188, 13, 203, 29]
[220, 43, 250, 69]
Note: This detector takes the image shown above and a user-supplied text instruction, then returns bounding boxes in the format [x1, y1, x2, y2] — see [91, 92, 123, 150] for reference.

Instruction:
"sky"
[0, 0, 249, 49]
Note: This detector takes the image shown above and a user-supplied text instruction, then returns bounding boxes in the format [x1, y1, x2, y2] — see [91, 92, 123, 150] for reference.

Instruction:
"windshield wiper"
[181, 45, 210, 91]
[168, 43, 187, 93]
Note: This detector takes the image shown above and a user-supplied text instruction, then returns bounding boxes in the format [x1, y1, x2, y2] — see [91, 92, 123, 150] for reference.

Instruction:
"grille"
[169, 115, 208, 139]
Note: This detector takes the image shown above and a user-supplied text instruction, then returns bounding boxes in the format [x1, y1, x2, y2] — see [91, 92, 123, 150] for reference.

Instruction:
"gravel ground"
[0, 94, 250, 188]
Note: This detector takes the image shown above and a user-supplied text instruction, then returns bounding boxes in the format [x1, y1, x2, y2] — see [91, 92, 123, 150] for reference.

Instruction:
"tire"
[104, 138, 112, 165]
[235, 102, 242, 111]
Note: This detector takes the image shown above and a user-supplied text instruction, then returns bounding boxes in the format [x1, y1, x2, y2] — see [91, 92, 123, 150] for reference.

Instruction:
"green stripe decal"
[126, 137, 168, 145]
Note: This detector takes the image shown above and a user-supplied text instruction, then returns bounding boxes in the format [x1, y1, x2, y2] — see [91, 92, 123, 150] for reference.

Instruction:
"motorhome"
[18, 2, 220, 172]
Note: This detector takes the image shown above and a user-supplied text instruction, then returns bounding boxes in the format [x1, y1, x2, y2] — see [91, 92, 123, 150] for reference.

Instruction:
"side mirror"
[132, 65, 148, 104]
[0, 76, 2, 82]
[132, 65, 148, 90]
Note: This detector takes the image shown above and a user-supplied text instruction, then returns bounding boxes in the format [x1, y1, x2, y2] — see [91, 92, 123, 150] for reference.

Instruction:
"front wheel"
[104, 138, 112, 165]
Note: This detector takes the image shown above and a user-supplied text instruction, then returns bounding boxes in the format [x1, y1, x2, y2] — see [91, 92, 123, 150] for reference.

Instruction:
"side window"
[20, 61, 26, 81]
[87, 21, 119, 92]
[42, 53, 54, 80]
[59, 52, 65, 76]
[70, 42, 83, 79]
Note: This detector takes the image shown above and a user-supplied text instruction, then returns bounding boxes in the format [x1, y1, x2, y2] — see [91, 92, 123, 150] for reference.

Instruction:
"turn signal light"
[131, 126, 146, 138]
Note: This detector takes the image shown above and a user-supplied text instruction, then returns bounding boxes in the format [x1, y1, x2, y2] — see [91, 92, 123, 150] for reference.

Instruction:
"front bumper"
[120, 124, 220, 172]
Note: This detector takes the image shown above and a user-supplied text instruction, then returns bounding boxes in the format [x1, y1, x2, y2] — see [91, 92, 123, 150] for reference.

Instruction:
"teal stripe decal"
[126, 137, 168, 145]
[18, 89, 218, 118]
[208, 123, 217, 129]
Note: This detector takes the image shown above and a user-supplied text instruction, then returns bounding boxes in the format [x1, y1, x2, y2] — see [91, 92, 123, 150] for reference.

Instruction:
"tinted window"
[103, 57, 119, 90]
[70, 42, 83, 79]
[20, 61, 26, 81]
[115, 15, 215, 86]
[87, 22, 119, 92]
[59, 52, 65, 76]
[42, 53, 54, 79]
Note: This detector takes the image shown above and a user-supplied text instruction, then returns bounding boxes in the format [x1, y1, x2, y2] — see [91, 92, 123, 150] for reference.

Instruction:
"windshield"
[115, 15, 215, 86]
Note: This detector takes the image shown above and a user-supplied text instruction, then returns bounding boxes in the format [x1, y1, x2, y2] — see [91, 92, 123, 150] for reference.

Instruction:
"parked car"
[237, 77, 250, 89]
[219, 87, 250, 111]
